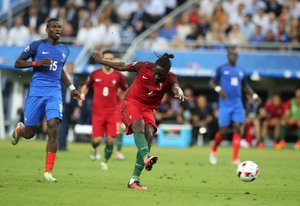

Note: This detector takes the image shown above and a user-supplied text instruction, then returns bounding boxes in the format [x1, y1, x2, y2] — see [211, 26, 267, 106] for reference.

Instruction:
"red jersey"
[264, 100, 286, 119]
[85, 69, 128, 114]
[125, 61, 178, 110]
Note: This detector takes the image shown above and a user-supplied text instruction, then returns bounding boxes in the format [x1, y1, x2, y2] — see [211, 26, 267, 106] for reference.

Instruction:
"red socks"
[212, 132, 222, 153]
[45, 152, 56, 172]
[232, 133, 241, 161]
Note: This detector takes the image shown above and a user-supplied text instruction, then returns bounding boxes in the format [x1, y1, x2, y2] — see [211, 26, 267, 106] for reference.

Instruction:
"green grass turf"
[0, 139, 299, 206]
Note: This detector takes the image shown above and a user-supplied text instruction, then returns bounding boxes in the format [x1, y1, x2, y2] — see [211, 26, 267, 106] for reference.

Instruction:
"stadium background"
[0, 0, 300, 147]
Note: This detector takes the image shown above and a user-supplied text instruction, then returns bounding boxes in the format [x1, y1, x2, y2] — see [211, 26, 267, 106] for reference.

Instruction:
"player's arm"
[242, 79, 260, 102]
[61, 69, 81, 101]
[172, 84, 189, 102]
[15, 55, 51, 68]
[209, 67, 227, 99]
[92, 50, 127, 71]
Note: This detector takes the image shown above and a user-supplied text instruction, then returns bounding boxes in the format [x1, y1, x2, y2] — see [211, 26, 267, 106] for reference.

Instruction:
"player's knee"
[106, 137, 114, 145]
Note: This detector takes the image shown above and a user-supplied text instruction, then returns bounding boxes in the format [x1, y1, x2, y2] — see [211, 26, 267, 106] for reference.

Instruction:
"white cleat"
[44, 172, 57, 182]
[90, 148, 101, 161]
[100, 162, 108, 170]
[11, 122, 24, 145]
[209, 152, 218, 165]
[115, 152, 125, 160]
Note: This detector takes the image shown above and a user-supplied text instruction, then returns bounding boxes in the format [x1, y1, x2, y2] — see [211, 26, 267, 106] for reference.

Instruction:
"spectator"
[278, 6, 290, 26]
[143, 31, 169, 51]
[175, 12, 192, 41]
[0, 23, 8, 45]
[58, 62, 79, 151]
[154, 94, 175, 125]
[7, 16, 30, 46]
[288, 0, 300, 19]
[266, 0, 282, 17]
[144, 0, 166, 25]
[159, 18, 177, 42]
[127, 0, 147, 35]
[252, 4, 269, 33]
[116, 0, 138, 27]
[176, 86, 195, 124]
[205, 22, 227, 48]
[260, 94, 286, 149]
[287, 17, 299, 40]
[277, 22, 291, 43]
[47, 0, 60, 18]
[264, 12, 278, 35]
[264, 30, 276, 42]
[75, 19, 93, 45]
[228, 2, 246, 26]
[86, 0, 99, 26]
[239, 14, 256, 40]
[211, 2, 228, 26]
[200, 0, 217, 17]
[23, 6, 45, 32]
[165, 0, 177, 14]
[283, 87, 300, 150]
[249, 24, 265, 44]
[191, 95, 214, 145]
[228, 23, 247, 45]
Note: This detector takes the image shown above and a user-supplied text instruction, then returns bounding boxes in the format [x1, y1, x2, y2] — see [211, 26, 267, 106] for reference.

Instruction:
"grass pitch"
[0, 139, 299, 206]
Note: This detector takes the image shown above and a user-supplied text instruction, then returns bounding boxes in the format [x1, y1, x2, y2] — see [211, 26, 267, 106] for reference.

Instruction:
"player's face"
[102, 53, 114, 70]
[228, 52, 238, 65]
[46, 21, 63, 40]
[153, 65, 168, 83]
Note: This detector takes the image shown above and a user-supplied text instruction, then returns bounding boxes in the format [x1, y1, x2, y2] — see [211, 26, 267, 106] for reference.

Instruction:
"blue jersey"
[20, 39, 69, 97]
[211, 64, 246, 103]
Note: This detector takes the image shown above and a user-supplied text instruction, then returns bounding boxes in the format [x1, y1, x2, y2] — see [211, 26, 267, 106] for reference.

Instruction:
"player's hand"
[71, 89, 81, 101]
[37, 58, 51, 66]
[92, 50, 101, 61]
[218, 89, 227, 99]
[174, 93, 189, 102]
[77, 94, 86, 107]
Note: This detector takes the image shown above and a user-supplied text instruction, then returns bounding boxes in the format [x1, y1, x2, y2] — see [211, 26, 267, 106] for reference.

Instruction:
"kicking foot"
[127, 179, 147, 190]
[44, 172, 57, 182]
[209, 152, 217, 165]
[11, 122, 24, 145]
[231, 159, 241, 166]
[100, 161, 108, 170]
[144, 155, 158, 171]
[115, 151, 125, 160]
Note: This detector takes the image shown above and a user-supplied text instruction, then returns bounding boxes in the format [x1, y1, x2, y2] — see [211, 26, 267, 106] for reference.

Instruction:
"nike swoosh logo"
[95, 79, 102, 82]
[42, 51, 49, 54]
[142, 75, 148, 79]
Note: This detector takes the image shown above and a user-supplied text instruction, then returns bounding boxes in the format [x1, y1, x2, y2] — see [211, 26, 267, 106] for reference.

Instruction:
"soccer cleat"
[44, 172, 57, 182]
[274, 140, 286, 149]
[90, 148, 101, 160]
[100, 161, 108, 170]
[144, 155, 158, 171]
[231, 159, 241, 166]
[294, 140, 300, 150]
[256, 141, 265, 148]
[127, 179, 147, 190]
[115, 151, 125, 160]
[209, 152, 217, 165]
[11, 122, 24, 145]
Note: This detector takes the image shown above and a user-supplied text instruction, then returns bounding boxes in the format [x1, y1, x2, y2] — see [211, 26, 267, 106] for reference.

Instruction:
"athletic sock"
[133, 132, 150, 159]
[45, 152, 56, 172]
[278, 125, 286, 141]
[104, 143, 113, 162]
[212, 132, 222, 153]
[91, 139, 100, 149]
[132, 151, 145, 179]
[297, 129, 300, 140]
[232, 133, 241, 161]
[115, 134, 123, 152]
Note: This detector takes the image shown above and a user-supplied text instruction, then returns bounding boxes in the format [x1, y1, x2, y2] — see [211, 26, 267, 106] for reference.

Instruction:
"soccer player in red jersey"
[79, 50, 128, 170]
[92, 51, 188, 190]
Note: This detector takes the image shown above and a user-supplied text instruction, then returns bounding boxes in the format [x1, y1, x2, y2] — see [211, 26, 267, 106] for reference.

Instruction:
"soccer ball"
[237, 161, 259, 182]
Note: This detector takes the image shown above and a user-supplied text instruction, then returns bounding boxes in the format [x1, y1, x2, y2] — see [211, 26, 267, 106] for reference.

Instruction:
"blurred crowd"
[1, 0, 299, 51]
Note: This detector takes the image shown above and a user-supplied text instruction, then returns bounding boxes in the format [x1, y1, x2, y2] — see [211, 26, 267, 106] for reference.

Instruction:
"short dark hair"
[47, 18, 61, 28]
[155, 53, 174, 72]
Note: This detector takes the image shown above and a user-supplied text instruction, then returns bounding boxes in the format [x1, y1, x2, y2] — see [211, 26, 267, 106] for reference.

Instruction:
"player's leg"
[231, 104, 245, 165]
[43, 97, 63, 181]
[115, 122, 125, 160]
[90, 114, 103, 160]
[11, 97, 44, 144]
[209, 106, 230, 165]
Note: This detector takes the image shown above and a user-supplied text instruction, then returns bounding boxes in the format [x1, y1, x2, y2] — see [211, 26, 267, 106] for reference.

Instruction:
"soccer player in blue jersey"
[10, 18, 81, 181]
[209, 48, 259, 166]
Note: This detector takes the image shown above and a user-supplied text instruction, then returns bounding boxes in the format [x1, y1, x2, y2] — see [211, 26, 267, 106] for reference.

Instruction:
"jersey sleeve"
[125, 61, 147, 72]
[210, 66, 222, 84]
[168, 72, 179, 88]
[20, 40, 41, 61]
[84, 72, 94, 88]
[119, 73, 128, 91]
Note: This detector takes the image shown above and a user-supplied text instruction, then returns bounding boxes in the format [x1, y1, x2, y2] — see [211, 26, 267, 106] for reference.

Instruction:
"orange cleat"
[257, 141, 265, 148]
[127, 179, 147, 190]
[144, 155, 158, 171]
[294, 140, 300, 150]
